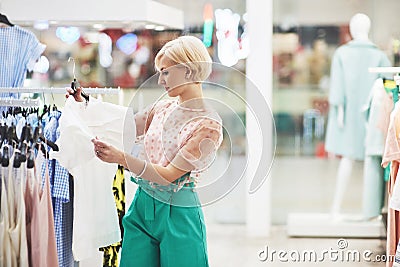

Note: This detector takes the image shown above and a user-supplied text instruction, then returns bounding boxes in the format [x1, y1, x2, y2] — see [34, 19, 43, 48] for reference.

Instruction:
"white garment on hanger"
[51, 96, 135, 261]
[9, 166, 29, 267]
[0, 167, 11, 266]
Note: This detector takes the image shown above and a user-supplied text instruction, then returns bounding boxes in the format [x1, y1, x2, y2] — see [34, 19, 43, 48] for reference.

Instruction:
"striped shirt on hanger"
[0, 25, 45, 100]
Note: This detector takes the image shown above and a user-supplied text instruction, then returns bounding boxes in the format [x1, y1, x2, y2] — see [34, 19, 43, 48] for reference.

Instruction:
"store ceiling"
[156, 0, 246, 26]
[0, 0, 184, 29]
[0, 0, 246, 29]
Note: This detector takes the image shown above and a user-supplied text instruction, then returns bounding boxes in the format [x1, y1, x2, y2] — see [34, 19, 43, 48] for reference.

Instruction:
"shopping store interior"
[2, 0, 400, 266]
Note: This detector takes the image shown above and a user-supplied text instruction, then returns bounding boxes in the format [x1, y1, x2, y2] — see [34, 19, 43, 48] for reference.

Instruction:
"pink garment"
[382, 103, 400, 267]
[135, 99, 222, 186]
[30, 165, 58, 267]
[377, 85, 394, 143]
[24, 168, 34, 267]
[386, 161, 400, 267]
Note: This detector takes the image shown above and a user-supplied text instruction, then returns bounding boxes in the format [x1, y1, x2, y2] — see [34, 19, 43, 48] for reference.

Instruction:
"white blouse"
[51, 96, 135, 261]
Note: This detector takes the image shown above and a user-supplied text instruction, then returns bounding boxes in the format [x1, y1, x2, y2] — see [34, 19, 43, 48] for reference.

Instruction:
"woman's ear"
[185, 68, 192, 79]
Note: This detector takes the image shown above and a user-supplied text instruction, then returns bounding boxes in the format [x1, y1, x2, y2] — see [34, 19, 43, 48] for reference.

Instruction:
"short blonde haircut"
[155, 35, 212, 82]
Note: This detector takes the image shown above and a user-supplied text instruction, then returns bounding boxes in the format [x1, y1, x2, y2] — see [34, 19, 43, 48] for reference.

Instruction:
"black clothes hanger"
[26, 148, 35, 169]
[68, 57, 89, 102]
[32, 127, 47, 157]
[2, 146, 9, 167]
[38, 104, 50, 122]
[17, 123, 33, 163]
[0, 123, 7, 148]
[0, 13, 14, 27]
[13, 149, 22, 168]
[71, 78, 89, 102]
[7, 123, 19, 146]
[32, 125, 59, 160]
[38, 136, 59, 152]
[2, 123, 19, 167]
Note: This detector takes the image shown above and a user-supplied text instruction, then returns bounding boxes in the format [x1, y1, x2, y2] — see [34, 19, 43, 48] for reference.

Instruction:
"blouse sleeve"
[25, 30, 46, 71]
[171, 118, 223, 172]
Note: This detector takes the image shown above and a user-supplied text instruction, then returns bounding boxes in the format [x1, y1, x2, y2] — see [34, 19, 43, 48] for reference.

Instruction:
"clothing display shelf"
[0, 87, 121, 94]
[370, 67, 400, 102]
[369, 67, 400, 85]
[369, 67, 400, 73]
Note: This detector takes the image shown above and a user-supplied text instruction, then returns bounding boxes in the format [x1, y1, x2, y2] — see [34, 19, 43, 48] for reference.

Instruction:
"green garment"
[120, 177, 209, 267]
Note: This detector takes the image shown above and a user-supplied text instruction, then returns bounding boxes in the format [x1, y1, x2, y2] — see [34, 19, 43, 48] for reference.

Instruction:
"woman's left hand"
[92, 138, 124, 164]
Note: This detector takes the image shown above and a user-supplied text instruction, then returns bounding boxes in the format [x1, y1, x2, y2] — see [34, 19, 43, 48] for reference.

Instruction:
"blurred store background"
[1, 0, 399, 221]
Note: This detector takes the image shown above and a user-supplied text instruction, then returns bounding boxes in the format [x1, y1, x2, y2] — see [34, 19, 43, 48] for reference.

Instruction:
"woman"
[67, 35, 223, 267]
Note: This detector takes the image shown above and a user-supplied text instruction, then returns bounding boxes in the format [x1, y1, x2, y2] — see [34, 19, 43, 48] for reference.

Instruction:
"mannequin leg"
[331, 157, 354, 216]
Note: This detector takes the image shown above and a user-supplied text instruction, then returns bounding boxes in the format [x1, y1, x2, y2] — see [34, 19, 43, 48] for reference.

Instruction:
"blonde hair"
[155, 35, 212, 82]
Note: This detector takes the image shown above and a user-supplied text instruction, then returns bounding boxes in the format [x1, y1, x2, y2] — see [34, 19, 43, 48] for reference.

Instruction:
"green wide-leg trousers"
[120, 186, 209, 267]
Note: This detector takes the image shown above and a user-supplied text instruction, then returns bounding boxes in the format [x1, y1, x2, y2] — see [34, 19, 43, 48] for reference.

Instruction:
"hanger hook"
[42, 91, 46, 106]
[68, 57, 76, 79]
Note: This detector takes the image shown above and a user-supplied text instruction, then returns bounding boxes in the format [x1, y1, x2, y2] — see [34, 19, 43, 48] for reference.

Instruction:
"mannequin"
[332, 13, 370, 216]
[324, 13, 391, 217]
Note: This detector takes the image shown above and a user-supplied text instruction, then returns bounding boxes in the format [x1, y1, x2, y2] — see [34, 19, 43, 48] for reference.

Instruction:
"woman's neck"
[178, 83, 203, 103]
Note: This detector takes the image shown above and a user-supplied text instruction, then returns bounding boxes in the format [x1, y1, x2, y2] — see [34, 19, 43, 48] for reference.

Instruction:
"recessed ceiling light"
[93, 24, 104, 30]
[155, 26, 165, 31]
[34, 20, 49, 30]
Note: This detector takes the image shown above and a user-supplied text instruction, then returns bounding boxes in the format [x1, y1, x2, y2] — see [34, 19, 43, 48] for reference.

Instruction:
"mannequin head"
[349, 13, 371, 41]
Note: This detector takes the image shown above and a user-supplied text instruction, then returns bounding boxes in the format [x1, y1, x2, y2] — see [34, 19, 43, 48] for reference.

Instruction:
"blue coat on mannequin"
[325, 40, 391, 160]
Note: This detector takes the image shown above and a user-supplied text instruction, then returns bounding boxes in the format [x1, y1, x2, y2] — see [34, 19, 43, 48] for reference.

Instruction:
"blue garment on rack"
[41, 110, 73, 267]
[0, 25, 45, 113]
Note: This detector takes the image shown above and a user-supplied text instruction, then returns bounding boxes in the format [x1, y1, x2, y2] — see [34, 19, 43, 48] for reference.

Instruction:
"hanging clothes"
[0, 25, 45, 102]
[51, 96, 135, 261]
[40, 110, 74, 267]
[0, 99, 96, 267]
[362, 78, 394, 219]
[382, 100, 400, 267]
[325, 40, 391, 160]
[29, 159, 59, 267]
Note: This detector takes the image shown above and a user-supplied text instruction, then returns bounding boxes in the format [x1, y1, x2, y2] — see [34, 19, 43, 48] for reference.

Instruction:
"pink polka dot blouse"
[133, 99, 223, 191]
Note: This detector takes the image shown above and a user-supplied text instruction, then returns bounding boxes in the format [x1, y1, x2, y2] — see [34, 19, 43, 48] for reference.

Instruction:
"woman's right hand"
[65, 87, 84, 102]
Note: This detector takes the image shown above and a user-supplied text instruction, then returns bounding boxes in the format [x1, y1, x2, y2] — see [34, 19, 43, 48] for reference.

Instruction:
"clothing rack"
[369, 67, 400, 86]
[0, 87, 121, 94]
[369, 67, 400, 73]
[0, 98, 39, 107]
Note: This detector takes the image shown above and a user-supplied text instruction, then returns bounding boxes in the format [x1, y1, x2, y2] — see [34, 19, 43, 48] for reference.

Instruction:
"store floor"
[206, 223, 386, 266]
[204, 156, 387, 267]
